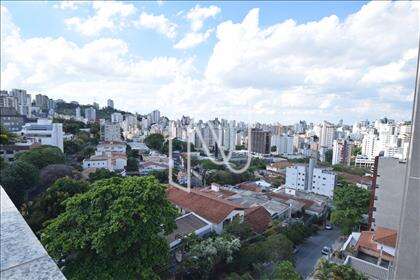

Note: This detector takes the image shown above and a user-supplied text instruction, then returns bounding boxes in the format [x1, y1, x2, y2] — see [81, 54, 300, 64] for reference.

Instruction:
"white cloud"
[174, 29, 213, 49]
[65, 1, 136, 36]
[1, 2, 419, 123]
[186, 5, 221, 32]
[136, 11, 177, 39]
[54, 1, 88, 10]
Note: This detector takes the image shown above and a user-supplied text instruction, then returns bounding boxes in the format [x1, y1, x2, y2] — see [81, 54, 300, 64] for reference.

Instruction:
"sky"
[1, 1, 419, 124]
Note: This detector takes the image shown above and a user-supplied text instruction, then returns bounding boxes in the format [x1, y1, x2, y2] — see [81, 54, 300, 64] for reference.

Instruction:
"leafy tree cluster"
[41, 176, 178, 279]
[206, 169, 255, 186]
[313, 259, 367, 280]
[1, 145, 67, 207]
[144, 133, 165, 151]
[126, 145, 139, 172]
[330, 183, 371, 234]
[332, 164, 369, 176]
[180, 234, 241, 279]
[25, 178, 88, 234]
[279, 223, 315, 245]
[144, 133, 195, 154]
[351, 146, 362, 157]
[0, 124, 18, 144]
[88, 168, 121, 182]
[272, 260, 301, 280]
[53, 118, 86, 134]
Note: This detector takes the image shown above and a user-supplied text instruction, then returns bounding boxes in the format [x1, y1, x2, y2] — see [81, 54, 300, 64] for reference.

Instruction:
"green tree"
[1, 161, 39, 207]
[224, 218, 253, 241]
[313, 259, 367, 280]
[330, 184, 370, 234]
[272, 261, 301, 280]
[88, 168, 121, 182]
[126, 157, 139, 172]
[26, 178, 88, 234]
[182, 235, 241, 279]
[41, 176, 178, 279]
[16, 145, 65, 169]
[39, 164, 81, 188]
[144, 133, 165, 151]
[352, 146, 362, 157]
[324, 149, 333, 164]
[0, 124, 17, 144]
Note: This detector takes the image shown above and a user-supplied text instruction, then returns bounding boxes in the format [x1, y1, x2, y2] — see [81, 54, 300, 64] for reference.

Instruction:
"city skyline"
[1, 1, 419, 123]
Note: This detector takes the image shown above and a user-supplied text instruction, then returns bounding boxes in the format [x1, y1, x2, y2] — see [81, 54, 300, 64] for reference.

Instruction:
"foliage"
[206, 170, 255, 186]
[324, 149, 333, 164]
[41, 176, 178, 279]
[313, 259, 367, 280]
[351, 146, 362, 157]
[280, 223, 313, 245]
[271, 146, 277, 152]
[248, 158, 268, 172]
[161, 138, 195, 154]
[16, 145, 65, 169]
[1, 161, 39, 207]
[53, 118, 86, 134]
[224, 218, 254, 241]
[201, 159, 225, 170]
[26, 178, 88, 234]
[225, 272, 255, 280]
[39, 164, 82, 188]
[144, 133, 165, 151]
[331, 184, 371, 235]
[272, 261, 301, 280]
[235, 234, 293, 274]
[182, 235, 241, 279]
[332, 164, 369, 176]
[88, 168, 121, 182]
[235, 145, 246, 150]
[126, 157, 139, 172]
[0, 124, 17, 144]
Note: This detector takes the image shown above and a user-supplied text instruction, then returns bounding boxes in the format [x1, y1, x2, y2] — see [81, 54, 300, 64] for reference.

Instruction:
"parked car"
[321, 246, 331, 255]
[325, 224, 333, 230]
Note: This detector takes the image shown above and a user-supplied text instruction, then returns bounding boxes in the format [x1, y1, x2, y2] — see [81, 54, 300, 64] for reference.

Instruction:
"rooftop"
[166, 213, 210, 244]
[1, 187, 66, 280]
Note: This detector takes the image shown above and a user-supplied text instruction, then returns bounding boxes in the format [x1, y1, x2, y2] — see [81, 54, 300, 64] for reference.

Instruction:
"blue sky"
[1, 1, 418, 123]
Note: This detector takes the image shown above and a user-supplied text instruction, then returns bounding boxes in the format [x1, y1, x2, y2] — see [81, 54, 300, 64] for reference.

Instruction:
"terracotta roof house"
[244, 206, 272, 234]
[166, 186, 245, 234]
[355, 227, 397, 264]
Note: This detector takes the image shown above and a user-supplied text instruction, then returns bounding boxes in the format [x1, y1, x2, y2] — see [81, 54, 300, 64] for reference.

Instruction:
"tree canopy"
[144, 133, 165, 151]
[272, 261, 301, 280]
[26, 178, 88, 234]
[1, 160, 39, 207]
[41, 176, 178, 279]
[88, 168, 121, 182]
[331, 184, 371, 234]
[16, 145, 65, 169]
[313, 259, 367, 280]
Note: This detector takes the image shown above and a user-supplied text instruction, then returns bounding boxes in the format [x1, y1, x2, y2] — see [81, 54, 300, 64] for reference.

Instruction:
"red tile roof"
[245, 206, 272, 234]
[236, 182, 262, 192]
[374, 227, 397, 247]
[166, 186, 243, 224]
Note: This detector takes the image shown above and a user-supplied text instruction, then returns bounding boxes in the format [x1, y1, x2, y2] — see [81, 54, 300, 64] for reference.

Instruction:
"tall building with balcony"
[332, 139, 353, 165]
[84, 107, 96, 123]
[250, 128, 271, 154]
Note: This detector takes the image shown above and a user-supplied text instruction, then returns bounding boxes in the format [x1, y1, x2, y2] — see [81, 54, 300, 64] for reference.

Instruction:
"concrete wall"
[372, 157, 407, 231]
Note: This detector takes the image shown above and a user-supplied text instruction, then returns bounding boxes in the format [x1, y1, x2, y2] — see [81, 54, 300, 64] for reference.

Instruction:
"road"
[294, 227, 341, 279]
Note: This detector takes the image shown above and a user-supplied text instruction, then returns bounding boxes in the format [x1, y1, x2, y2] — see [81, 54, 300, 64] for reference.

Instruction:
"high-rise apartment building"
[150, 110, 160, 124]
[250, 128, 271, 154]
[332, 139, 353, 165]
[84, 107, 96, 122]
[319, 121, 335, 148]
[107, 99, 114, 109]
[100, 122, 121, 142]
[271, 134, 293, 155]
[9, 89, 32, 117]
[35, 94, 49, 110]
[111, 112, 123, 123]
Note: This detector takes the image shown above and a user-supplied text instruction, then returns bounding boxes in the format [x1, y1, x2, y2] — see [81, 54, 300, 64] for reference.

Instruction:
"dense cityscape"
[1, 1, 419, 280]
[0, 88, 417, 279]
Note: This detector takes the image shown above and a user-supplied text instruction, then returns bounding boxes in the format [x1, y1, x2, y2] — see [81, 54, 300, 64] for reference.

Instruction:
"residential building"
[107, 99, 114, 109]
[150, 110, 160, 124]
[84, 107, 96, 122]
[20, 119, 64, 151]
[285, 158, 336, 198]
[271, 134, 293, 155]
[166, 186, 245, 234]
[319, 121, 335, 149]
[332, 139, 353, 165]
[166, 213, 211, 249]
[75, 107, 81, 119]
[0, 91, 18, 111]
[111, 112, 123, 123]
[82, 152, 127, 171]
[100, 122, 121, 142]
[371, 157, 407, 231]
[35, 94, 49, 110]
[0, 143, 34, 163]
[250, 128, 271, 154]
[0, 107, 24, 132]
[9, 89, 32, 117]
[96, 141, 126, 154]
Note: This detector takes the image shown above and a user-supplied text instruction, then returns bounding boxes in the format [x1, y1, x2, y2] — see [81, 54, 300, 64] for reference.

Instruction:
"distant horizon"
[1, 1, 419, 123]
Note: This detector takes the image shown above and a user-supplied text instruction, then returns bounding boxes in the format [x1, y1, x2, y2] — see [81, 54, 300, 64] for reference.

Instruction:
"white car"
[321, 246, 331, 255]
[325, 224, 333, 230]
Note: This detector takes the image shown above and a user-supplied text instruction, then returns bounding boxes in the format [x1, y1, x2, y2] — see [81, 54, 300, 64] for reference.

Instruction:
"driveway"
[294, 227, 342, 279]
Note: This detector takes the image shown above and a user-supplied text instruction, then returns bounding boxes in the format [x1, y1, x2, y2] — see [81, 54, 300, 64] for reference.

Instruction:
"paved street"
[294, 227, 342, 279]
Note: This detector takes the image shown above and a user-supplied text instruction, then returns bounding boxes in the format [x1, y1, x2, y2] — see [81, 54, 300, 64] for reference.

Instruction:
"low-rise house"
[82, 152, 127, 171]
[139, 161, 168, 175]
[266, 160, 292, 173]
[166, 213, 212, 249]
[166, 186, 245, 234]
[20, 119, 64, 151]
[0, 143, 38, 163]
[244, 206, 272, 234]
[96, 141, 126, 154]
